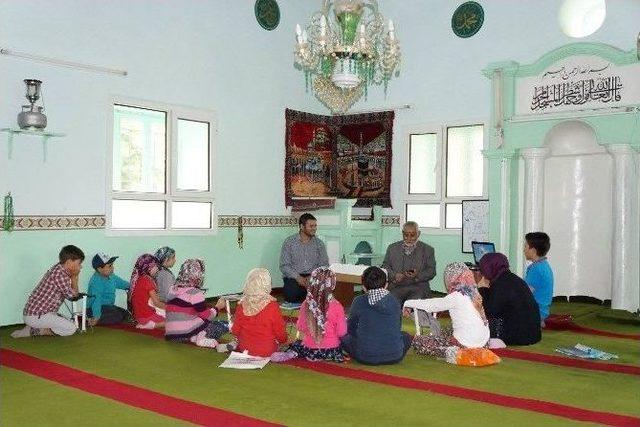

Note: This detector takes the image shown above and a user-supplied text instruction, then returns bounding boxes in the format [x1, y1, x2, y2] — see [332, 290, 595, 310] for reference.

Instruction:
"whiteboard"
[461, 200, 489, 253]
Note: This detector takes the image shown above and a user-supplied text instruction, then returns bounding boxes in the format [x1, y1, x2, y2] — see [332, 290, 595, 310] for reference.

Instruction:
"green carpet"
[2, 301, 639, 426]
[1, 368, 183, 426]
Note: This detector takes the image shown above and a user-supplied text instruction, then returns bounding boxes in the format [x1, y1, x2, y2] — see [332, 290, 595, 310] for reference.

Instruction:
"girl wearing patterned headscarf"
[287, 267, 347, 362]
[231, 268, 288, 357]
[154, 246, 176, 302]
[165, 259, 229, 348]
[130, 254, 165, 329]
[477, 253, 541, 345]
[405, 262, 490, 358]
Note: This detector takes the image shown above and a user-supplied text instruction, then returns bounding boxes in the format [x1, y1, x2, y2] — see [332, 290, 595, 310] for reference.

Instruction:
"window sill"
[105, 228, 218, 237]
[419, 228, 462, 236]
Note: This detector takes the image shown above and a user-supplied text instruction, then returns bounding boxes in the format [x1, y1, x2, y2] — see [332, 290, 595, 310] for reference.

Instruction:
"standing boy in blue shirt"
[524, 232, 554, 326]
[86, 252, 131, 326]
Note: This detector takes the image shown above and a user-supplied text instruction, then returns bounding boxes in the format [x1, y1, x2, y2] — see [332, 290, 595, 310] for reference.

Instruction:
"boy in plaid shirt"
[11, 245, 84, 338]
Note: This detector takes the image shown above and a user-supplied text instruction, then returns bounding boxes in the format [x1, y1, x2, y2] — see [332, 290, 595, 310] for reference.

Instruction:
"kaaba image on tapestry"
[285, 108, 393, 208]
[335, 124, 387, 200]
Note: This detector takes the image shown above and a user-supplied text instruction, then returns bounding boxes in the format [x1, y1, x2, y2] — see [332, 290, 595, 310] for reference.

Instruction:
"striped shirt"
[165, 286, 216, 341]
[24, 264, 75, 316]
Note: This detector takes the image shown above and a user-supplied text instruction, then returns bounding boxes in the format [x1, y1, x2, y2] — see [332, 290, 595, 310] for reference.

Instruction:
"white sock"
[488, 338, 506, 349]
[136, 321, 156, 329]
[11, 326, 32, 338]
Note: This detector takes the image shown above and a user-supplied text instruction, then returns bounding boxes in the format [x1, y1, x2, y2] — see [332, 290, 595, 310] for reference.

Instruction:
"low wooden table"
[334, 273, 361, 307]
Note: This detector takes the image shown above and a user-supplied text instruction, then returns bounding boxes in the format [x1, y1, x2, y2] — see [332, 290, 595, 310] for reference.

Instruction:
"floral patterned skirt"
[288, 340, 344, 363]
[412, 326, 461, 358]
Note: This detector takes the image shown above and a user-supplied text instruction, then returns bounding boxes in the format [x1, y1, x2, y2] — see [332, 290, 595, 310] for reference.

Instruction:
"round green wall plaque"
[255, 0, 280, 31]
[452, 2, 484, 38]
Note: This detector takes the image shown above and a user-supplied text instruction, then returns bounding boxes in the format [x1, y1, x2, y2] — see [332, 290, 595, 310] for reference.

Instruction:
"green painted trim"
[483, 43, 637, 79]
[482, 61, 519, 78]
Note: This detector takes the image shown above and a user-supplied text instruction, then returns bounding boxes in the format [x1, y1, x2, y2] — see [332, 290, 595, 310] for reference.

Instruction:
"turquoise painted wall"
[2, 1, 639, 325]
[0, 225, 467, 325]
[0, 227, 297, 325]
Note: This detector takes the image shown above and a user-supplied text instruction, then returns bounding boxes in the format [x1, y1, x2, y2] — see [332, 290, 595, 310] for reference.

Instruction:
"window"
[108, 99, 216, 233]
[405, 123, 485, 230]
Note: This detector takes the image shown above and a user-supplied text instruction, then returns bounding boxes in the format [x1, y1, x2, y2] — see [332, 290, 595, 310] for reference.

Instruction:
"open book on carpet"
[555, 343, 618, 360]
[218, 351, 270, 369]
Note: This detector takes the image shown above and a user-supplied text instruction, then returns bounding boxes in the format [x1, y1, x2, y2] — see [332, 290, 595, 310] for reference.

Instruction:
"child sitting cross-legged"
[287, 267, 347, 362]
[86, 252, 131, 326]
[130, 254, 165, 329]
[523, 232, 554, 327]
[231, 268, 288, 357]
[340, 266, 413, 365]
[406, 262, 490, 358]
[165, 259, 228, 348]
[154, 246, 176, 303]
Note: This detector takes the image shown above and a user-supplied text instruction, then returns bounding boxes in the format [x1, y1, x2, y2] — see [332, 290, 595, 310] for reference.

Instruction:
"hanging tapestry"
[285, 109, 394, 210]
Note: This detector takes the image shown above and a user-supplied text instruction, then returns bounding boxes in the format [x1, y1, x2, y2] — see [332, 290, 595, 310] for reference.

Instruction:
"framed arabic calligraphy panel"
[515, 55, 640, 116]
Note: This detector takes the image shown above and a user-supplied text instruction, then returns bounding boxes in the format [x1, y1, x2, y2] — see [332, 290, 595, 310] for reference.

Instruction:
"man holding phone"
[382, 221, 436, 306]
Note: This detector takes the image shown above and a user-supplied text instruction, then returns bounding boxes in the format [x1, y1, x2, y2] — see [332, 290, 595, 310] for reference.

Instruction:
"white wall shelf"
[1, 128, 65, 161]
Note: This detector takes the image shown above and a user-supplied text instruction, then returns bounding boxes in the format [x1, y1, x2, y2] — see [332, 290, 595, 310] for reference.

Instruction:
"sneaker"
[11, 326, 32, 338]
[135, 321, 155, 330]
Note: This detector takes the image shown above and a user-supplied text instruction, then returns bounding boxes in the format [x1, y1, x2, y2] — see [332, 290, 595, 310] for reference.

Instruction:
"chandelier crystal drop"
[294, 0, 401, 114]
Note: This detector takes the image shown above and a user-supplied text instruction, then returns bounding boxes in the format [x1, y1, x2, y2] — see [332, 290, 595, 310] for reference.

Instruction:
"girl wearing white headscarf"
[231, 268, 287, 357]
[406, 262, 490, 358]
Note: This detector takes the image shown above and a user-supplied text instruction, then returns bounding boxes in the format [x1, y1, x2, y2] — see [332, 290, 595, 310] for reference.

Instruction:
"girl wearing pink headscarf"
[405, 262, 489, 357]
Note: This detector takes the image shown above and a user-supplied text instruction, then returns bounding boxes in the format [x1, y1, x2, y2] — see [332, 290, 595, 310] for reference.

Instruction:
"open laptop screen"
[471, 241, 496, 264]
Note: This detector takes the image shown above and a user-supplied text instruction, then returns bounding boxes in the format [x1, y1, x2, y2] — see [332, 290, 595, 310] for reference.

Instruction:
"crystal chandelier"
[294, 0, 401, 114]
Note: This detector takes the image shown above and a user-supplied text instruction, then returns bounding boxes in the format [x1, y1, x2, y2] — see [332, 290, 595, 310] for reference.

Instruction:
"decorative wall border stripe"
[218, 216, 297, 228]
[381, 215, 401, 226]
[1, 214, 401, 231]
[0, 215, 106, 231]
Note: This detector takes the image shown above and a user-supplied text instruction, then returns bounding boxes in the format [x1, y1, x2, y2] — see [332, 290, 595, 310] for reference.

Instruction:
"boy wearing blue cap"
[86, 252, 131, 326]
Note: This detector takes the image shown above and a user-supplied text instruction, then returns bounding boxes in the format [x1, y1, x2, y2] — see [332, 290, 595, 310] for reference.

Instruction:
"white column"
[520, 148, 549, 233]
[498, 154, 514, 254]
[519, 148, 548, 275]
[606, 144, 639, 312]
[492, 69, 505, 148]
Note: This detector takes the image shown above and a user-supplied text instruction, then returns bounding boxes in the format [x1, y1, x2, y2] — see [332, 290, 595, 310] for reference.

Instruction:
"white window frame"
[403, 120, 488, 234]
[106, 96, 217, 236]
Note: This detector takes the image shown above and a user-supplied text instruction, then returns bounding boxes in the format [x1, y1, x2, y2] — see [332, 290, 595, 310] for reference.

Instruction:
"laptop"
[471, 241, 496, 265]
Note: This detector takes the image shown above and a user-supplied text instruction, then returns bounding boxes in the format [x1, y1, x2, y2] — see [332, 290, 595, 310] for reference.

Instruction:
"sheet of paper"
[219, 351, 270, 369]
